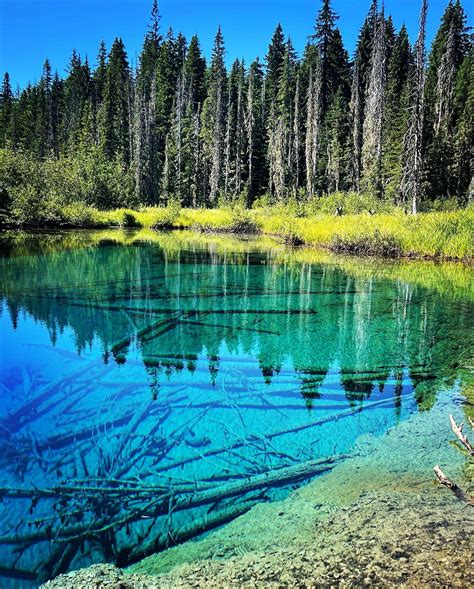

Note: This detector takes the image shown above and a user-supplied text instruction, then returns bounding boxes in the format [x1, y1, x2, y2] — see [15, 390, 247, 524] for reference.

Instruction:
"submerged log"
[154, 395, 400, 474]
[126, 500, 257, 564]
[173, 453, 347, 511]
[0, 453, 346, 545]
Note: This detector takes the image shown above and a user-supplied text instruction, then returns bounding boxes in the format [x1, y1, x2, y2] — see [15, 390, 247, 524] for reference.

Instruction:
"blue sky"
[0, 0, 469, 90]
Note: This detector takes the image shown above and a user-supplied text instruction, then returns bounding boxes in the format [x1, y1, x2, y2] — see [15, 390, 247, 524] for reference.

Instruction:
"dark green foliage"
[99, 38, 131, 163]
[0, 73, 14, 148]
[0, 0, 472, 220]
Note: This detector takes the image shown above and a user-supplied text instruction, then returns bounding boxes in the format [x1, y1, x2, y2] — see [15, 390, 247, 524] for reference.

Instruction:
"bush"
[330, 230, 403, 258]
[227, 210, 260, 234]
[122, 211, 142, 228]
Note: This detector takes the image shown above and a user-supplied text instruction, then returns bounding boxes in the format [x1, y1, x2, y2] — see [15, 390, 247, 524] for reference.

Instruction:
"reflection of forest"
[1, 232, 472, 410]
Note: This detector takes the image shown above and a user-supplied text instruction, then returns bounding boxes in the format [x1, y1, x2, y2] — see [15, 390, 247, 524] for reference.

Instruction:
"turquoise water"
[0, 231, 472, 587]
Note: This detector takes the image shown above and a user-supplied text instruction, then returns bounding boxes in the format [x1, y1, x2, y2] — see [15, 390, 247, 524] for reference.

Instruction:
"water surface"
[0, 230, 472, 587]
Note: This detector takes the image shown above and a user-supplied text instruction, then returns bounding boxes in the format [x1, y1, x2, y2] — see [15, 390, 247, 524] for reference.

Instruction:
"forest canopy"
[0, 0, 472, 225]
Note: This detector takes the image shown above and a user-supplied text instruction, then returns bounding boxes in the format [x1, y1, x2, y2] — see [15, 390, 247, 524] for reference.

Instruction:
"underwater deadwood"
[433, 466, 473, 506]
[449, 415, 474, 456]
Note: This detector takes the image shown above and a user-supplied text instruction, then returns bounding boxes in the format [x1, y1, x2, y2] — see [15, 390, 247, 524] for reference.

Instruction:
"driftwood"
[433, 415, 473, 505]
[449, 414, 474, 455]
[433, 466, 473, 506]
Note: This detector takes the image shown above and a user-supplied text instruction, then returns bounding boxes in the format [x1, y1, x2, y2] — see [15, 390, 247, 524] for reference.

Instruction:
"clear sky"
[0, 0, 470, 90]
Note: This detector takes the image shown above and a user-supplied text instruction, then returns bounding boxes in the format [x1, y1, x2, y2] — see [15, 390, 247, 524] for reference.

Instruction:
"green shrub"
[330, 230, 403, 257]
[122, 211, 142, 228]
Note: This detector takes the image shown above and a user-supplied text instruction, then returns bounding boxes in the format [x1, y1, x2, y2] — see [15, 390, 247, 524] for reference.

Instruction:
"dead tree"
[305, 56, 323, 199]
[362, 5, 386, 196]
[434, 414, 474, 506]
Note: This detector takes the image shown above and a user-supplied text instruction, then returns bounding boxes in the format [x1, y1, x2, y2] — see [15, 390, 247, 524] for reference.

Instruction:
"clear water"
[0, 230, 472, 587]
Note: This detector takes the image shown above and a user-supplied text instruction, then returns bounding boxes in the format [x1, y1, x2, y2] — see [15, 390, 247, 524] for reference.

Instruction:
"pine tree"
[184, 35, 207, 109]
[452, 49, 473, 202]
[0, 73, 13, 148]
[162, 69, 187, 201]
[35, 59, 54, 158]
[51, 72, 63, 157]
[265, 24, 286, 106]
[99, 38, 131, 163]
[349, 1, 378, 192]
[292, 71, 302, 195]
[400, 0, 428, 213]
[269, 39, 297, 199]
[349, 60, 363, 192]
[245, 59, 265, 202]
[424, 0, 470, 201]
[62, 50, 91, 151]
[383, 25, 412, 199]
[133, 1, 163, 203]
[326, 89, 349, 193]
[224, 59, 246, 199]
[202, 27, 227, 204]
[311, 0, 349, 113]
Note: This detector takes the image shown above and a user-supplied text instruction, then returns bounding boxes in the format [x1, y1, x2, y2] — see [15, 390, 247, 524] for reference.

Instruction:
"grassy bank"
[1, 204, 473, 260]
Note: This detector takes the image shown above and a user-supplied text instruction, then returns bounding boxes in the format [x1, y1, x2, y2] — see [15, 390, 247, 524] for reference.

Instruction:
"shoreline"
[1, 206, 473, 263]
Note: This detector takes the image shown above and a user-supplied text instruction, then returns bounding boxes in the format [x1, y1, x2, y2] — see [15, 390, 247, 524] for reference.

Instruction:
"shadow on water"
[0, 229, 472, 587]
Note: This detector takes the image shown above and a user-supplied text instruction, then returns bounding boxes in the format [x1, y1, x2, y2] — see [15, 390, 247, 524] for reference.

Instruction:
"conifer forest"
[0, 0, 472, 223]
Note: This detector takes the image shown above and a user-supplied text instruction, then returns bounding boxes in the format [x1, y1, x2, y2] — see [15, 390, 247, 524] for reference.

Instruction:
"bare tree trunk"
[293, 72, 301, 195]
[434, 23, 456, 137]
[362, 6, 386, 196]
[350, 60, 362, 193]
[210, 85, 224, 204]
[305, 56, 322, 199]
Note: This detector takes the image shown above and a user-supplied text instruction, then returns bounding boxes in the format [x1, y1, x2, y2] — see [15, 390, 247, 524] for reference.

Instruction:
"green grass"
[2, 202, 473, 261]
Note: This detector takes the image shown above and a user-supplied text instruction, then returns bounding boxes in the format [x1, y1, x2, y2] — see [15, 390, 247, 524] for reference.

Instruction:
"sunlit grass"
[16, 203, 473, 261]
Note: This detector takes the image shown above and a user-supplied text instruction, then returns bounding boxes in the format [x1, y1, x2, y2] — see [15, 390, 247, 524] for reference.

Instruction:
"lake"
[0, 230, 472, 587]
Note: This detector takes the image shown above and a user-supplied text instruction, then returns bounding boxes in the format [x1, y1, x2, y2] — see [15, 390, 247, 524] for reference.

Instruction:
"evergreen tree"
[265, 24, 286, 106]
[184, 35, 207, 109]
[451, 48, 473, 202]
[62, 50, 91, 150]
[383, 25, 412, 199]
[269, 39, 297, 199]
[400, 0, 428, 213]
[424, 0, 470, 201]
[311, 0, 349, 113]
[349, 0, 379, 191]
[99, 38, 131, 163]
[245, 59, 265, 202]
[0, 73, 13, 148]
[202, 27, 227, 204]
[224, 59, 246, 199]
[35, 59, 54, 158]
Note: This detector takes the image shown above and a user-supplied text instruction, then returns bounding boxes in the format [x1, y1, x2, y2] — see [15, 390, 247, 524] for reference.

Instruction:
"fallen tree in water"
[0, 453, 348, 546]
[434, 414, 474, 506]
